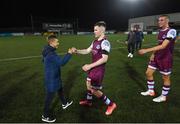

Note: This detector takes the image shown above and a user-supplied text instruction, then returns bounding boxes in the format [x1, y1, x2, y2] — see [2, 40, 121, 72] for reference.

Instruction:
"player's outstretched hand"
[138, 49, 147, 55]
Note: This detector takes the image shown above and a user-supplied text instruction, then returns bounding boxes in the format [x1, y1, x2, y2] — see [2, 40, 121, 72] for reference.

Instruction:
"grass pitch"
[0, 34, 180, 122]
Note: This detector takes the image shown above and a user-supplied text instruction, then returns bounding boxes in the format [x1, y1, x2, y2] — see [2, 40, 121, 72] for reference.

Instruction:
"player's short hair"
[47, 35, 57, 41]
[159, 15, 170, 21]
[94, 21, 106, 28]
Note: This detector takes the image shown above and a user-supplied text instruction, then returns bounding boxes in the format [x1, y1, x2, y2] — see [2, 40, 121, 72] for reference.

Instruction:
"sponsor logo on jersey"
[162, 34, 166, 39]
[96, 45, 100, 49]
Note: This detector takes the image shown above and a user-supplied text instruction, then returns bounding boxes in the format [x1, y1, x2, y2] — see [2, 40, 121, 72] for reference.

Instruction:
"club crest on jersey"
[96, 45, 100, 49]
[162, 35, 166, 39]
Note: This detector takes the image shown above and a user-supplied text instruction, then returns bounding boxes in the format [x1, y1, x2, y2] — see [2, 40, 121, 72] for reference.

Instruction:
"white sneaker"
[130, 54, 133, 58]
[128, 53, 131, 57]
[42, 115, 56, 123]
[62, 101, 73, 109]
[141, 90, 155, 96]
[153, 95, 166, 102]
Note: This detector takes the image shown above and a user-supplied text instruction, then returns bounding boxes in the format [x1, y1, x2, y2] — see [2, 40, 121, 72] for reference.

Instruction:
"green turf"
[0, 34, 180, 122]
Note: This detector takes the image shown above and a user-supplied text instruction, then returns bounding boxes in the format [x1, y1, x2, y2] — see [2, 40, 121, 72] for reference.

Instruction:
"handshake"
[68, 47, 77, 54]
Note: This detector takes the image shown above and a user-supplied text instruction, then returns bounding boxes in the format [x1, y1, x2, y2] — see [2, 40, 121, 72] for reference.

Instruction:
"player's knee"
[86, 81, 91, 90]
[146, 70, 153, 77]
[162, 75, 170, 81]
[90, 88, 97, 94]
[86, 85, 91, 90]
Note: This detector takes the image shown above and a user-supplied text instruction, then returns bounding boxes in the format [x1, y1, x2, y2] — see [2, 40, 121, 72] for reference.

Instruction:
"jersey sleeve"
[166, 29, 177, 39]
[101, 40, 111, 53]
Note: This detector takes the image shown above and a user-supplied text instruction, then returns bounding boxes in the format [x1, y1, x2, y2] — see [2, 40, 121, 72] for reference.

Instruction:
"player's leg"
[162, 75, 171, 97]
[90, 72, 117, 116]
[86, 71, 117, 115]
[139, 41, 142, 49]
[42, 91, 56, 122]
[86, 79, 93, 103]
[79, 79, 93, 106]
[153, 74, 171, 102]
[152, 59, 172, 102]
[91, 88, 117, 116]
[135, 41, 138, 50]
[92, 89, 113, 106]
[131, 42, 135, 57]
[57, 88, 66, 105]
[127, 43, 131, 57]
[146, 67, 155, 80]
[141, 67, 156, 96]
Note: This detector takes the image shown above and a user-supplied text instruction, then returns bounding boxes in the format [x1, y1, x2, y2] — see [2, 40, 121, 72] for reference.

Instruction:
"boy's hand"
[68, 47, 77, 54]
[68, 48, 73, 54]
[71, 47, 77, 53]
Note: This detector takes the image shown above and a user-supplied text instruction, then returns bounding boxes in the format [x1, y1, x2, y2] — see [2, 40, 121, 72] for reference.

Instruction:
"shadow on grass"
[124, 61, 146, 91]
[174, 49, 180, 58]
[78, 104, 103, 123]
[0, 72, 39, 119]
[0, 67, 28, 83]
[63, 66, 81, 99]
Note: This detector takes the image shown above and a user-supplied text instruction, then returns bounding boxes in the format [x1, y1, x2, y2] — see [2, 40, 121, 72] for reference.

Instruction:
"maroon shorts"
[87, 68, 105, 90]
[148, 58, 172, 75]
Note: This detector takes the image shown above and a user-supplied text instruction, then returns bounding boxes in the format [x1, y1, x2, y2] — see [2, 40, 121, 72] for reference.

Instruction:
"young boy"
[42, 35, 75, 122]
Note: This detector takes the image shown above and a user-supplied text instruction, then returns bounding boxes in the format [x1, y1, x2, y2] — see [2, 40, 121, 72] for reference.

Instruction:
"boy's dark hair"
[47, 35, 57, 41]
[94, 21, 106, 28]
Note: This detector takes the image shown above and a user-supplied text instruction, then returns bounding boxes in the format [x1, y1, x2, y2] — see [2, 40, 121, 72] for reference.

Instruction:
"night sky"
[1, 0, 180, 30]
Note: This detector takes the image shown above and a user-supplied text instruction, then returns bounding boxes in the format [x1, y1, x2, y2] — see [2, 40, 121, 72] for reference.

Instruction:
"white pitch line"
[0, 55, 41, 62]
[0, 53, 66, 62]
[0, 45, 179, 62]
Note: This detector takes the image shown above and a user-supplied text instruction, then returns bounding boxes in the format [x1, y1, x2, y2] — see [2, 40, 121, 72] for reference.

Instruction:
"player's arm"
[82, 40, 110, 71]
[54, 48, 73, 67]
[139, 29, 176, 55]
[76, 44, 92, 55]
[149, 51, 155, 61]
[139, 39, 170, 54]
[82, 54, 108, 72]
[89, 54, 108, 68]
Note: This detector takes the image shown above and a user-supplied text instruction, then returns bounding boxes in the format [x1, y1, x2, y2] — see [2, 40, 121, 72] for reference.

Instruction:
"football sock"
[100, 94, 113, 106]
[162, 85, 170, 96]
[86, 90, 92, 102]
[58, 88, 67, 105]
[147, 80, 155, 92]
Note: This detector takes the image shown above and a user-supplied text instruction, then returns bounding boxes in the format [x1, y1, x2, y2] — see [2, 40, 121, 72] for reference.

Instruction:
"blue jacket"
[42, 45, 71, 92]
[135, 31, 144, 42]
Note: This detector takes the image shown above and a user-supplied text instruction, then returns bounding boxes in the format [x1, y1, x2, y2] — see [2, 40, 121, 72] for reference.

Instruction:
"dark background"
[0, 0, 180, 31]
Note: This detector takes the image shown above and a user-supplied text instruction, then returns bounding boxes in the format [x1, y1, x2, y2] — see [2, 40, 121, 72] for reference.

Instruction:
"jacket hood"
[42, 45, 56, 57]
